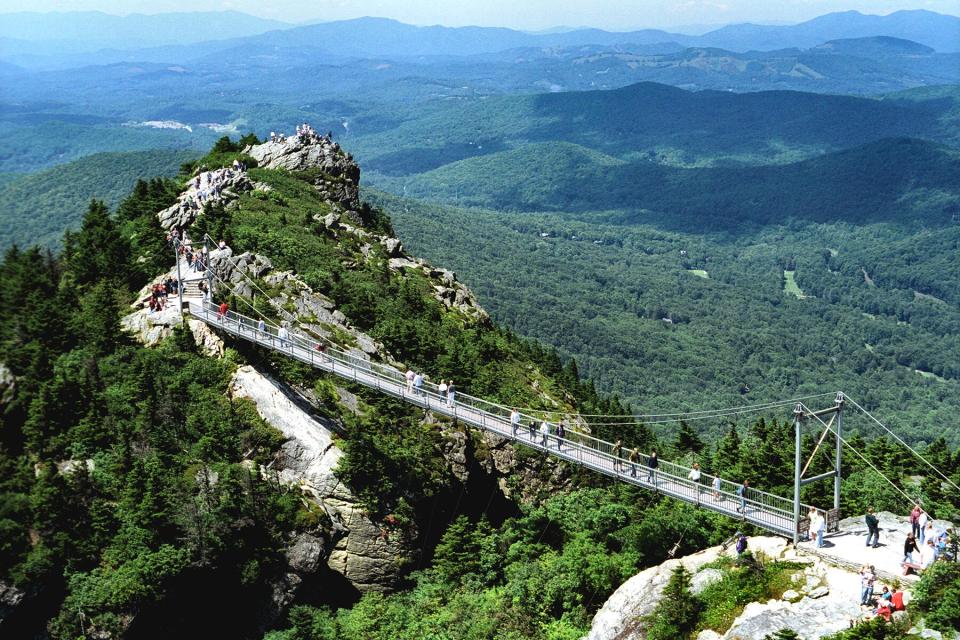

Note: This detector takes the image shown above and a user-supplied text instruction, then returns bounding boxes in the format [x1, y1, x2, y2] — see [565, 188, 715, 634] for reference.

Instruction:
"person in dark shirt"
[865, 507, 880, 548]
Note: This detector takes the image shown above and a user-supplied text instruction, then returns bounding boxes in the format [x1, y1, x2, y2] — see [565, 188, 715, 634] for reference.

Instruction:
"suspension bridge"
[169, 234, 955, 549]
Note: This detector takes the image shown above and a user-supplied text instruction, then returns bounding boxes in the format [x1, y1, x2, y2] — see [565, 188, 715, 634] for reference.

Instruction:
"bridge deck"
[189, 300, 807, 537]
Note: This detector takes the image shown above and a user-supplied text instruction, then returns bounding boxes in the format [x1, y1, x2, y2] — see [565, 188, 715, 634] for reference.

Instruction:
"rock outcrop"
[585, 535, 889, 640]
[246, 135, 362, 224]
[230, 365, 414, 592]
[0, 363, 15, 405]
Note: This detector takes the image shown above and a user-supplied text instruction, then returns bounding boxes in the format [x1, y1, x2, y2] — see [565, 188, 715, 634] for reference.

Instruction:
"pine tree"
[764, 629, 800, 640]
[646, 564, 701, 640]
[675, 420, 705, 455]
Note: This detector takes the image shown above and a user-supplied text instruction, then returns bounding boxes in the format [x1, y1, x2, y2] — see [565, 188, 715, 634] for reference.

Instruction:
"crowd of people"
[147, 277, 179, 313]
[184, 165, 243, 211]
[404, 369, 456, 407]
[858, 564, 906, 621]
[269, 123, 334, 146]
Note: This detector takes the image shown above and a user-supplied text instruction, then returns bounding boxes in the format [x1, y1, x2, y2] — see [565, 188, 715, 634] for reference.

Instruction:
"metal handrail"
[191, 300, 806, 536]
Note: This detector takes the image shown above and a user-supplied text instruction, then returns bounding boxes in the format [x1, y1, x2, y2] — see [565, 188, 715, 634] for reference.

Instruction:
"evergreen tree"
[66, 200, 130, 287]
[646, 564, 701, 640]
[675, 420, 705, 456]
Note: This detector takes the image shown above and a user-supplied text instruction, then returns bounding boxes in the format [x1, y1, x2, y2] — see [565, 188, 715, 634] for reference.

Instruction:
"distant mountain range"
[0, 10, 291, 50]
[1, 9, 958, 71]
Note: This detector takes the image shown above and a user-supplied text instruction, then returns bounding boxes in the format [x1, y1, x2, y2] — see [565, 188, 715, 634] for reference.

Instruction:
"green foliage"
[911, 560, 960, 634]
[646, 565, 701, 640]
[765, 630, 801, 640]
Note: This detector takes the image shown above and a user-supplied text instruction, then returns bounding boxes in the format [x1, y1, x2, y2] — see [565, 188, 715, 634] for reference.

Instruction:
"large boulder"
[0, 363, 15, 405]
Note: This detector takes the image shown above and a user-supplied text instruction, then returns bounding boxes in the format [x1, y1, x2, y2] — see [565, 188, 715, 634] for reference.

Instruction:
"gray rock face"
[245, 137, 361, 220]
[230, 365, 414, 592]
[0, 580, 25, 625]
[0, 363, 15, 405]
[690, 567, 723, 595]
[287, 534, 327, 574]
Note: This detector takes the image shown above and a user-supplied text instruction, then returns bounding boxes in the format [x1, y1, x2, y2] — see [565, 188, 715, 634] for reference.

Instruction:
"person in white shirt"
[920, 539, 937, 569]
[413, 372, 424, 396]
[405, 369, 414, 392]
[438, 379, 448, 402]
[277, 326, 289, 346]
[688, 463, 702, 497]
[539, 421, 549, 446]
[510, 409, 521, 436]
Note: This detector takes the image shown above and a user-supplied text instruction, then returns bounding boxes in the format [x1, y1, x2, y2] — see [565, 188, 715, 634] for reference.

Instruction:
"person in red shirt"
[217, 302, 229, 320]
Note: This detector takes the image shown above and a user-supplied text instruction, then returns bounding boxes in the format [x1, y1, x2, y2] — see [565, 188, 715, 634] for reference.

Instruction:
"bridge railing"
[192, 301, 806, 535]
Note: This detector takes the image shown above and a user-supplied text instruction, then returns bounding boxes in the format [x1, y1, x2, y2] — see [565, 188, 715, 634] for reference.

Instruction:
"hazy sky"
[2, 0, 957, 30]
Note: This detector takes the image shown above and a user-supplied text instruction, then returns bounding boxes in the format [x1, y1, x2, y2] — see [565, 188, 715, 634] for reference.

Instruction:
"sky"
[1, 0, 957, 31]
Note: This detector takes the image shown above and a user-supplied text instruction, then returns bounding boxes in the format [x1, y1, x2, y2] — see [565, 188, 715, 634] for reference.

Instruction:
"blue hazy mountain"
[0, 10, 291, 51]
[2, 9, 958, 71]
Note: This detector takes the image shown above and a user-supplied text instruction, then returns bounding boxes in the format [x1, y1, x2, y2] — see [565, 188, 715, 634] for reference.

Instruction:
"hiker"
[510, 408, 521, 436]
[540, 421, 550, 446]
[217, 301, 229, 320]
[257, 318, 266, 334]
[865, 507, 880, 548]
[413, 372, 424, 396]
[918, 508, 929, 543]
[910, 504, 922, 539]
[712, 475, 722, 500]
[612, 439, 623, 471]
[556, 421, 565, 449]
[688, 463, 701, 493]
[446, 380, 456, 406]
[903, 533, 919, 564]
[736, 533, 748, 557]
[647, 450, 659, 484]
[277, 325, 289, 346]
[736, 480, 749, 513]
[528, 419, 537, 440]
[628, 447, 639, 477]
[922, 520, 935, 546]
[405, 369, 414, 392]
[438, 379, 448, 402]
[809, 508, 825, 548]
[859, 565, 876, 606]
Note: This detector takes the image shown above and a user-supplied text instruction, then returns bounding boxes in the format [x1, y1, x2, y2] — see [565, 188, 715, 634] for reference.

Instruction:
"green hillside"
[374, 138, 960, 229]
[0, 149, 197, 249]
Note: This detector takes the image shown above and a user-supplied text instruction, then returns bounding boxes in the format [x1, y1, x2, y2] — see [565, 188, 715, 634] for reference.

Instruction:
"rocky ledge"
[586, 535, 908, 640]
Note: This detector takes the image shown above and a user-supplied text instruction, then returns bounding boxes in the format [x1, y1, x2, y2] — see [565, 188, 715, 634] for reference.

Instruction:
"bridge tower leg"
[834, 392, 844, 513]
[175, 239, 184, 314]
[793, 403, 804, 545]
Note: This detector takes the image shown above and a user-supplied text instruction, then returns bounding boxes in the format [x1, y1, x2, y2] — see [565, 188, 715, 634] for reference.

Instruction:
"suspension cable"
[844, 394, 960, 497]
[801, 403, 919, 507]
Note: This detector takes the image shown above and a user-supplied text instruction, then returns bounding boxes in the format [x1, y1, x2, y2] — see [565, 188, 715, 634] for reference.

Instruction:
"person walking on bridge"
[712, 475, 722, 500]
[865, 507, 880, 548]
[510, 408, 521, 436]
[612, 439, 623, 472]
[438, 379, 448, 403]
[540, 421, 550, 447]
[405, 369, 414, 392]
[446, 380, 456, 407]
[217, 301, 229, 320]
[628, 447, 639, 477]
[556, 421, 565, 450]
[647, 450, 659, 485]
[736, 479, 749, 513]
[257, 318, 266, 334]
[688, 463, 701, 498]
[413, 372, 424, 396]
[277, 325, 289, 347]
